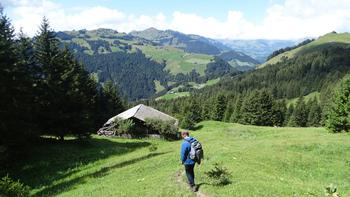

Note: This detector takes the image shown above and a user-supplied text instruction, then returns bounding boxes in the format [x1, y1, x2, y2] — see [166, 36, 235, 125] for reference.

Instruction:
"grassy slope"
[4, 121, 350, 196]
[156, 78, 220, 101]
[286, 91, 320, 107]
[134, 45, 212, 75]
[259, 33, 350, 68]
[156, 92, 190, 101]
[63, 33, 213, 76]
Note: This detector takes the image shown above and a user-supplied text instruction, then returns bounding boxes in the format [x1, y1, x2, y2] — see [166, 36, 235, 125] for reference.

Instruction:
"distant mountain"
[56, 28, 257, 100]
[219, 39, 298, 63]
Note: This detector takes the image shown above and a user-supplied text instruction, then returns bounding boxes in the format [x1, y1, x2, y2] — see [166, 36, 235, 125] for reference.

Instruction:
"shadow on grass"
[192, 125, 204, 131]
[33, 151, 170, 197]
[1, 137, 151, 191]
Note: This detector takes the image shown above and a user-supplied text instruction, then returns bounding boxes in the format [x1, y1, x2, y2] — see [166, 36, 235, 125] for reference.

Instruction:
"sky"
[2, 0, 350, 40]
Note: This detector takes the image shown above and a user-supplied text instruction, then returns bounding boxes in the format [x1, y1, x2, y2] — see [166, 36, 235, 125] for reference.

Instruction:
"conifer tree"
[230, 95, 243, 123]
[240, 90, 275, 126]
[307, 98, 322, 127]
[326, 75, 350, 132]
[289, 97, 309, 127]
[212, 94, 226, 121]
[96, 80, 125, 127]
[285, 104, 295, 126]
[223, 99, 235, 122]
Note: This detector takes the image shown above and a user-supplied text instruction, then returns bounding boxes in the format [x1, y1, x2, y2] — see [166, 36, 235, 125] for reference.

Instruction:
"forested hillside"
[57, 28, 257, 100]
[149, 33, 350, 128]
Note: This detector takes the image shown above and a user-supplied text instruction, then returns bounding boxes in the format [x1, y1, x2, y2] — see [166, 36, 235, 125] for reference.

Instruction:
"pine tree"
[230, 95, 243, 123]
[326, 75, 350, 132]
[0, 12, 38, 145]
[272, 100, 286, 126]
[180, 99, 201, 129]
[0, 12, 21, 144]
[96, 80, 125, 127]
[240, 90, 275, 126]
[307, 98, 322, 127]
[33, 18, 100, 140]
[285, 104, 294, 126]
[289, 97, 309, 127]
[212, 94, 226, 121]
[223, 99, 235, 122]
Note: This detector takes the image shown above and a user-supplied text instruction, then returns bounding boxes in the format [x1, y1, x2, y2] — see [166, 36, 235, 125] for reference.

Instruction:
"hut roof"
[105, 104, 178, 125]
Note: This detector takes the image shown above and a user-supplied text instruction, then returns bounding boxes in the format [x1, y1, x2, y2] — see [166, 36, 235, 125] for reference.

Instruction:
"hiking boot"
[191, 185, 198, 192]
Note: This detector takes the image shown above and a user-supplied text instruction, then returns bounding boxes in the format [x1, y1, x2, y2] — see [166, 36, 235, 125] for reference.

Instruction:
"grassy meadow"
[2, 121, 350, 196]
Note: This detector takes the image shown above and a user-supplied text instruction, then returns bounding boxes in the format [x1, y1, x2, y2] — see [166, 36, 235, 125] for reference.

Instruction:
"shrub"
[325, 184, 339, 197]
[205, 163, 232, 186]
[116, 119, 135, 135]
[180, 117, 196, 130]
[145, 118, 178, 139]
[148, 144, 158, 152]
[0, 175, 30, 197]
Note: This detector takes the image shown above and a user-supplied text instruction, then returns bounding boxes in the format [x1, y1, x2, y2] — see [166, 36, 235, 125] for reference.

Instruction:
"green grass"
[134, 45, 212, 75]
[156, 78, 220, 101]
[260, 32, 350, 68]
[156, 92, 190, 100]
[286, 91, 320, 107]
[3, 121, 349, 196]
[154, 80, 165, 93]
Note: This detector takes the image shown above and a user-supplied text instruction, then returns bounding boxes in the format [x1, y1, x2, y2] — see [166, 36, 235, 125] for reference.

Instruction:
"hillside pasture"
[2, 121, 349, 196]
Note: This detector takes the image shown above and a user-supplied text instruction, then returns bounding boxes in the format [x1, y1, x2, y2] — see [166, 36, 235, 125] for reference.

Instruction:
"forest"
[0, 14, 124, 146]
[149, 43, 350, 129]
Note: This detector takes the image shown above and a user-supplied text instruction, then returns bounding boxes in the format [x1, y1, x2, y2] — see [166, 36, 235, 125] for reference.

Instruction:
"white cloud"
[4, 0, 350, 39]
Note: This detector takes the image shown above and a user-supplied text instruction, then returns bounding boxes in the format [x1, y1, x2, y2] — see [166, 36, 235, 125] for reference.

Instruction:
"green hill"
[3, 121, 349, 196]
[260, 32, 350, 68]
[57, 29, 257, 100]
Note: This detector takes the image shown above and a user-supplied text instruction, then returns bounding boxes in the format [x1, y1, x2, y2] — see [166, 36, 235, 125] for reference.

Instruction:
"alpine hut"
[98, 104, 178, 137]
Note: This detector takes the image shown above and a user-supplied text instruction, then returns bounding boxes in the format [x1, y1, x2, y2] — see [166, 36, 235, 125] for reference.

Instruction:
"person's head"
[181, 131, 189, 139]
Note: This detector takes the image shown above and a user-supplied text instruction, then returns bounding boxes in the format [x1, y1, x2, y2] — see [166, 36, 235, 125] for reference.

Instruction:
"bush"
[180, 117, 196, 130]
[148, 144, 158, 152]
[145, 118, 178, 139]
[325, 184, 339, 196]
[116, 119, 135, 135]
[205, 163, 232, 186]
[0, 175, 30, 197]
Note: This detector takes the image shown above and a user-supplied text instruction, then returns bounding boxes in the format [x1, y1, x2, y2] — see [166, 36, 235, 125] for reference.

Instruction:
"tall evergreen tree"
[307, 98, 322, 127]
[223, 99, 235, 122]
[285, 104, 295, 126]
[230, 95, 243, 123]
[271, 100, 286, 126]
[96, 80, 125, 127]
[240, 90, 275, 126]
[289, 97, 309, 127]
[326, 75, 350, 132]
[212, 94, 226, 121]
[34, 18, 100, 140]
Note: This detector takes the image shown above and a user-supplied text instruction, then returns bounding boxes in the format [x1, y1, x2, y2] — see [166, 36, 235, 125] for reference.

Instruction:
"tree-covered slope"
[56, 28, 254, 100]
[260, 32, 350, 68]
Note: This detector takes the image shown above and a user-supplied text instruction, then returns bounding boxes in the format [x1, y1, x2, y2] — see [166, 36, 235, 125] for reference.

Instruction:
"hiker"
[180, 131, 201, 192]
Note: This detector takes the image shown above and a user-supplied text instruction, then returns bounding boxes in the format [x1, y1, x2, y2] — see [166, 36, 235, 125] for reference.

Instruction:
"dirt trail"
[175, 171, 209, 197]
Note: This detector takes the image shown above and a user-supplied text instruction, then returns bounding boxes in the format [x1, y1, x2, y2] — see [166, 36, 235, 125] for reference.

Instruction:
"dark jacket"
[180, 137, 196, 165]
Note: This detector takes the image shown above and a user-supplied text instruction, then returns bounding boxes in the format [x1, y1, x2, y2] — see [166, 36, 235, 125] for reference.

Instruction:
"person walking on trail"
[180, 131, 198, 192]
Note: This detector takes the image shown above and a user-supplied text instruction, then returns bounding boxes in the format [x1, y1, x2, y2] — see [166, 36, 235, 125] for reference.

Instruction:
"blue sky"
[54, 0, 283, 24]
[3, 0, 350, 39]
